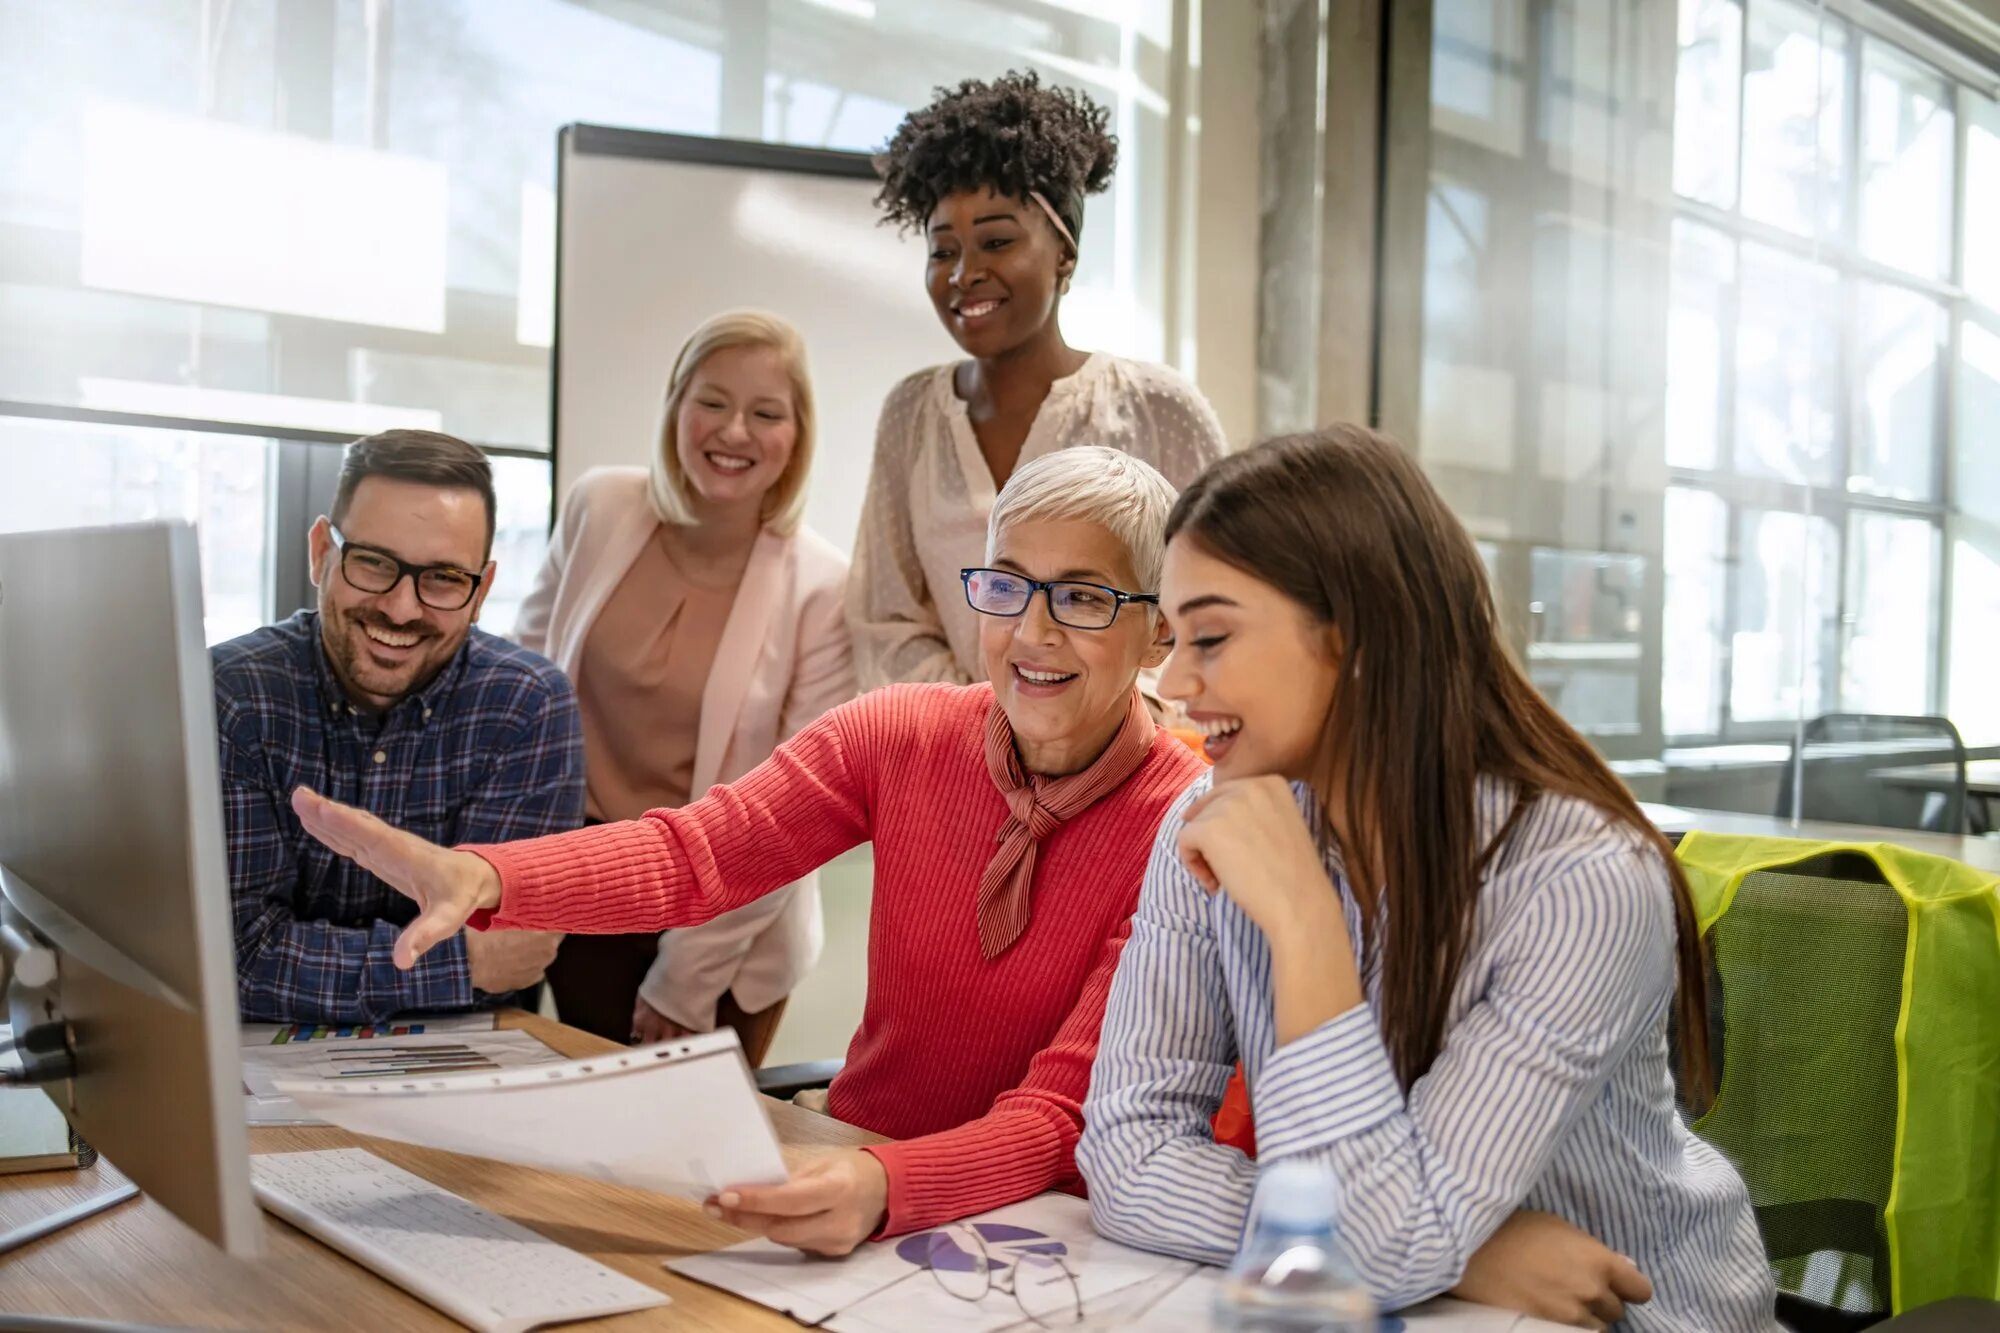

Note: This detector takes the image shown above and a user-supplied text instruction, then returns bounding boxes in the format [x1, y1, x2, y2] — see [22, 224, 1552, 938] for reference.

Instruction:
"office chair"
[755, 1060, 842, 1100]
[1674, 833, 2000, 1331]
[1773, 713, 1969, 834]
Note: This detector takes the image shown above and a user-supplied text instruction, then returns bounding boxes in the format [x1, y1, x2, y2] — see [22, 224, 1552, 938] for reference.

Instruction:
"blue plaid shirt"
[212, 610, 584, 1022]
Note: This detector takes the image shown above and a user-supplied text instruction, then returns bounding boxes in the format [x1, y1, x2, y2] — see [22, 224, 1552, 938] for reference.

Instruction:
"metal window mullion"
[0, 401, 552, 462]
[1840, 10, 1863, 255]
[1669, 469, 1944, 520]
[1720, 490, 1744, 737]
[1717, 220, 1747, 477]
[1673, 193, 1967, 304]
[1732, 0, 1751, 215]
[1834, 269, 1861, 711]
[1823, 7, 1861, 715]
[1514, 0, 1554, 490]
[270, 441, 316, 624]
[1936, 82, 1971, 716]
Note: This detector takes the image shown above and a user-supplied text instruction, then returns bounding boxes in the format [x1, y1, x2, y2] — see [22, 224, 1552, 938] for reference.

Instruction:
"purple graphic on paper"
[895, 1223, 1068, 1272]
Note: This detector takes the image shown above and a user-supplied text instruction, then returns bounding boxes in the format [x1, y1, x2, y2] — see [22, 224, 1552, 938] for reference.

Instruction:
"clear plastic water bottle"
[1213, 1161, 1378, 1331]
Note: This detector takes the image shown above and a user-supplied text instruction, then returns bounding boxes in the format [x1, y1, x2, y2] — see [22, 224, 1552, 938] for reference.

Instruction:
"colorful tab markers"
[270, 1022, 427, 1045]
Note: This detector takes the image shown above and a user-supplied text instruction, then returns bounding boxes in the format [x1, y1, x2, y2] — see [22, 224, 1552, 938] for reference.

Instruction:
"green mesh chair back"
[1677, 832, 2000, 1320]
[1694, 851, 1905, 1316]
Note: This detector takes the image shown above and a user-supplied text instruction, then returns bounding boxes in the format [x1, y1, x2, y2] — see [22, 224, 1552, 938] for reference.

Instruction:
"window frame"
[0, 397, 550, 630]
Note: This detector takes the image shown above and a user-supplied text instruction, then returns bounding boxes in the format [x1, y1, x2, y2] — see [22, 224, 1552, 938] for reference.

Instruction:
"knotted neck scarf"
[976, 688, 1158, 959]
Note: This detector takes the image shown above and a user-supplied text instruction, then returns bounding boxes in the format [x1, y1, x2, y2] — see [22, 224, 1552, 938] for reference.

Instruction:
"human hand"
[465, 929, 562, 994]
[291, 786, 503, 968]
[1177, 776, 1339, 936]
[705, 1149, 889, 1256]
[1452, 1210, 1653, 1329]
[630, 996, 693, 1045]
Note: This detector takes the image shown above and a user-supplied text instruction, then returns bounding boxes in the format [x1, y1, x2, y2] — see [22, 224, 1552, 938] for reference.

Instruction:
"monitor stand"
[0, 902, 136, 1256]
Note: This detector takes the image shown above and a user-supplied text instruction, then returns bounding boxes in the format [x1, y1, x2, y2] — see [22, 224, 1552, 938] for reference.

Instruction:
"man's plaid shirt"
[212, 610, 583, 1022]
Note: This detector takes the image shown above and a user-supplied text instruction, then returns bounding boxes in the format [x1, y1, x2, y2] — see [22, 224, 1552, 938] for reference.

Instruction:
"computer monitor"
[0, 520, 260, 1258]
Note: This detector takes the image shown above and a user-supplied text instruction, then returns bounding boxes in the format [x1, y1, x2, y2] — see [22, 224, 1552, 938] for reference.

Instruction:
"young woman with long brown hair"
[1077, 427, 1777, 1331]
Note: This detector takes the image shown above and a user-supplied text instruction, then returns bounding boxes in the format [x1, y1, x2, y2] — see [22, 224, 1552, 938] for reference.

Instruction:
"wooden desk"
[0, 1013, 873, 1331]
[0, 1015, 1641, 1332]
[1641, 802, 2000, 874]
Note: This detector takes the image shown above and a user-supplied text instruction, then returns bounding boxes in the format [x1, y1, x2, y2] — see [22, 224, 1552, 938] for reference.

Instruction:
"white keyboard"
[251, 1149, 669, 1333]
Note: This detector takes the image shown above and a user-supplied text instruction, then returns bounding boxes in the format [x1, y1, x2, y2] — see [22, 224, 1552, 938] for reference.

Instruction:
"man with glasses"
[211, 429, 583, 1023]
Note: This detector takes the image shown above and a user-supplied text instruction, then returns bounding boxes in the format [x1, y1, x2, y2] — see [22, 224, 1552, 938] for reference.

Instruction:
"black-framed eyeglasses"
[961, 567, 1157, 631]
[330, 527, 484, 611]
[921, 1225, 1083, 1328]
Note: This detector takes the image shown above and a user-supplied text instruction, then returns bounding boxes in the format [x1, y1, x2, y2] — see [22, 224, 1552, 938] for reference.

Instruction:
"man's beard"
[325, 605, 456, 705]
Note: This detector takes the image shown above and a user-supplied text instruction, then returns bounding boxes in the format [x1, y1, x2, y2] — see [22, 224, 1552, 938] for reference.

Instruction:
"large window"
[2, 0, 1179, 642]
[1665, 0, 1990, 741]
[1404, 0, 1998, 780]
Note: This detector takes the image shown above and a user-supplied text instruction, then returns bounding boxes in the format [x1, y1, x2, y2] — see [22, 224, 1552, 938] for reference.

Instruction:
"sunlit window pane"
[1431, 0, 1532, 156]
[482, 456, 555, 639]
[1673, 0, 1743, 208]
[1666, 220, 1735, 470]
[1735, 243, 1839, 485]
[1959, 319, 2000, 523]
[1419, 178, 1516, 476]
[1858, 41, 1954, 281]
[1664, 487, 1729, 737]
[1842, 511, 1938, 714]
[0, 416, 271, 646]
[1967, 93, 2000, 309]
[1524, 549, 1646, 738]
[1730, 507, 1837, 724]
[1948, 531, 2000, 743]
[1851, 282, 1943, 501]
[1742, 0, 1848, 240]
[81, 101, 450, 333]
[6, 0, 1181, 457]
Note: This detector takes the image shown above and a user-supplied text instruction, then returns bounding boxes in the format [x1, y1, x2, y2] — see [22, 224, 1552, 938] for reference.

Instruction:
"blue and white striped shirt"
[1078, 774, 1778, 1331]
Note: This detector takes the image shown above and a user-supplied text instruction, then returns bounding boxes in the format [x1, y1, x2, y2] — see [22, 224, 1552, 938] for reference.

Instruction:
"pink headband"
[1028, 190, 1078, 256]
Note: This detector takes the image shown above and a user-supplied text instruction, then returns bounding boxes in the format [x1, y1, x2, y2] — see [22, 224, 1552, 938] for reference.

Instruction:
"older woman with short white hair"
[291, 446, 1208, 1255]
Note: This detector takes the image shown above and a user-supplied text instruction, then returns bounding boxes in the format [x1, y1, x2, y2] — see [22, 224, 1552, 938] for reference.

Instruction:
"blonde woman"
[515, 311, 853, 1061]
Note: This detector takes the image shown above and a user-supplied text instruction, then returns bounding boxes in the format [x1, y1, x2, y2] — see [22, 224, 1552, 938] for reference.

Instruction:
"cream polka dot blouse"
[846, 352, 1229, 690]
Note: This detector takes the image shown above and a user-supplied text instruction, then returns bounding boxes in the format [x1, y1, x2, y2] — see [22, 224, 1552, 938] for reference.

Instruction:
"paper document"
[274, 1029, 786, 1198]
[241, 1030, 564, 1127]
[670, 1193, 1565, 1331]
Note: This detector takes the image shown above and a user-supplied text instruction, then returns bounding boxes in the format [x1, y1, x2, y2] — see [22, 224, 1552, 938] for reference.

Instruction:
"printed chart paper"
[670, 1193, 1569, 1331]
[274, 1030, 787, 1198]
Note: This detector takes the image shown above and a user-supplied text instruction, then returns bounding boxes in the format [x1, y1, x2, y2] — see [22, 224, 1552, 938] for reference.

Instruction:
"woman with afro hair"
[848, 70, 1227, 690]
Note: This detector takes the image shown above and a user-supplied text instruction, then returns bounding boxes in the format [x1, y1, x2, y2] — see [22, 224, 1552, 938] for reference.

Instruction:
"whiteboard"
[554, 124, 956, 553]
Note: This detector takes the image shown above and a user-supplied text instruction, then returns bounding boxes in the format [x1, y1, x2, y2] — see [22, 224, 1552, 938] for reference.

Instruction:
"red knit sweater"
[467, 683, 1205, 1235]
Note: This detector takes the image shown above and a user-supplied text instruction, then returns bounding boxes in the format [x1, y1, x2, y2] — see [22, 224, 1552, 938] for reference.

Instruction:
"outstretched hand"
[290, 786, 503, 969]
